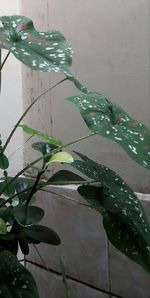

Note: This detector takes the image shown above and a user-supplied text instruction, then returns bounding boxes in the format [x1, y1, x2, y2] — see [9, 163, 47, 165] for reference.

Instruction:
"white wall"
[0, 1, 23, 175]
[21, 0, 150, 191]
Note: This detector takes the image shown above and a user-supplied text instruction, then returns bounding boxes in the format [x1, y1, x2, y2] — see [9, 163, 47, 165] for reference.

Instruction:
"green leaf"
[0, 15, 73, 77]
[48, 170, 85, 185]
[23, 225, 61, 245]
[15, 177, 35, 203]
[13, 205, 44, 227]
[0, 207, 13, 223]
[20, 124, 62, 147]
[0, 218, 7, 235]
[47, 152, 74, 165]
[0, 177, 15, 197]
[0, 153, 9, 169]
[0, 250, 39, 297]
[32, 142, 57, 163]
[72, 152, 150, 272]
[67, 93, 150, 169]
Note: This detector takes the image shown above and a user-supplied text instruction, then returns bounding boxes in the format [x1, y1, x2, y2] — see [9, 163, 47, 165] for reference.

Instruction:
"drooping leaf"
[0, 15, 73, 77]
[23, 225, 61, 245]
[20, 124, 63, 147]
[67, 93, 150, 169]
[0, 218, 7, 235]
[72, 152, 150, 272]
[47, 169, 85, 185]
[0, 152, 9, 169]
[47, 152, 74, 165]
[0, 177, 15, 197]
[13, 205, 44, 227]
[0, 250, 39, 297]
[32, 141, 57, 163]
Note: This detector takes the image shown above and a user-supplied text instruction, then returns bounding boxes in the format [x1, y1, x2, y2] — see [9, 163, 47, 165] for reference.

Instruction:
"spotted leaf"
[0, 250, 39, 297]
[0, 15, 73, 76]
[67, 93, 150, 169]
[72, 152, 150, 272]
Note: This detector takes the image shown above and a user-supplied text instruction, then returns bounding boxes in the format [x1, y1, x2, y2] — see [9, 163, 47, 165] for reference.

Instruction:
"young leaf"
[20, 124, 62, 147]
[0, 250, 39, 297]
[67, 93, 150, 169]
[47, 152, 74, 165]
[0, 15, 73, 77]
[13, 205, 44, 227]
[72, 152, 150, 272]
[23, 225, 61, 245]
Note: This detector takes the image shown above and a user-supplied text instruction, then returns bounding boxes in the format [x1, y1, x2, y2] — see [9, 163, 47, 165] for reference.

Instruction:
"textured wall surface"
[21, 0, 150, 191]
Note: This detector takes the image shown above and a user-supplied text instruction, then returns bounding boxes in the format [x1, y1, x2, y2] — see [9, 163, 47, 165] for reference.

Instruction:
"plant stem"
[3, 77, 67, 151]
[0, 51, 10, 72]
[0, 132, 95, 196]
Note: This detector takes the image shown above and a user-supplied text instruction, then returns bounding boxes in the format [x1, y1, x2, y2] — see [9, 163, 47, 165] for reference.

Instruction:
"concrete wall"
[21, 0, 150, 191]
[0, 1, 23, 175]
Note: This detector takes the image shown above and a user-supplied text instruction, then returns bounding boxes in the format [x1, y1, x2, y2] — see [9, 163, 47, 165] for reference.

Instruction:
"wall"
[21, 0, 150, 191]
[0, 0, 23, 175]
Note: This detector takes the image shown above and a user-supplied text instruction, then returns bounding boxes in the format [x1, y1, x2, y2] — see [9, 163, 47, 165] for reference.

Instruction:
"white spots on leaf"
[0, 21, 3, 28]
[115, 137, 123, 141]
[128, 145, 138, 155]
[32, 60, 37, 67]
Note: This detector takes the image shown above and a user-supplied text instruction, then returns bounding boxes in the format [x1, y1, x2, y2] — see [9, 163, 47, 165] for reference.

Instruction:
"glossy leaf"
[0, 177, 15, 197]
[32, 142, 57, 163]
[15, 177, 35, 203]
[0, 250, 39, 297]
[48, 169, 85, 185]
[72, 152, 150, 272]
[47, 152, 74, 165]
[0, 15, 73, 77]
[20, 124, 62, 147]
[13, 205, 44, 227]
[0, 153, 9, 169]
[67, 93, 150, 169]
[23, 225, 61, 245]
[0, 218, 7, 235]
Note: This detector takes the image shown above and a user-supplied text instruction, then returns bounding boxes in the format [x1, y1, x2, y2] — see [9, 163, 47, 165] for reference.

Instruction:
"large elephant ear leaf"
[67, 93, 150, 169]
[0, 15, 73, 76]
[0, 250, 39, 297]
[72, 153, 150, 272]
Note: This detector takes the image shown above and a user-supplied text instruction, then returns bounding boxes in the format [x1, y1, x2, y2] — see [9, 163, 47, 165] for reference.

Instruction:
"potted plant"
[0, 15, 149, 297]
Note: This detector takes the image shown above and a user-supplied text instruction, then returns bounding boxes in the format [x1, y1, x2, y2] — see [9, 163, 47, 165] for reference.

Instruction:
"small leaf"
[0, 177, 15, 197]
[19, 238, 29, 255]
[67, 93, 150, 169]
[32, 142, 57, 163]
[0, 250, 39, 297]
[15, 177, 35, 203]
[48, 170, 85, 185]
[13, 205, 44, 227]
[0, 153, 9, 169]
[23, 225, 61, 245]
[0, 218, 7, 235]
[47, 152, 74, 165]
[0, 15, 73, 77]
[20, 124, 62, 147]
